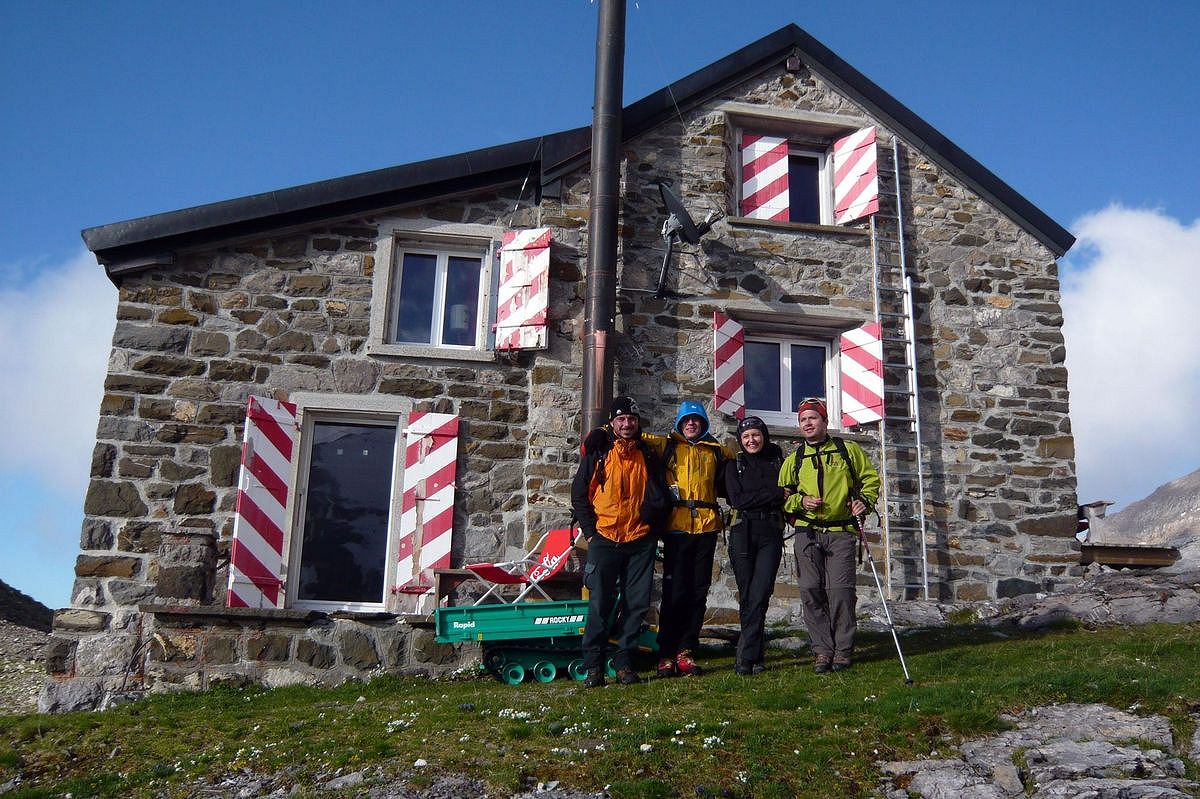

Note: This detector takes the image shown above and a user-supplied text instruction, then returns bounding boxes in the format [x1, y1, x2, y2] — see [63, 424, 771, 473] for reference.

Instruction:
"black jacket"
[723, 442, 786, 514]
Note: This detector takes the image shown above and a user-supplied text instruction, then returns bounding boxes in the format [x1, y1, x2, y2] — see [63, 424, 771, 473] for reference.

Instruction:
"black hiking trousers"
[581, 534, 656, 672]
[728, 516, 784, 664]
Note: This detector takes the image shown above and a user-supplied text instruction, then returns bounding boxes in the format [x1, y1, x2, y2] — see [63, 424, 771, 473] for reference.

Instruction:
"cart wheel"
[568, 659, 587, 681]
[605, 658, 617, 678]
[484, 648, 506, 674]
[501, 662, 526, 685]
[532, 660, 557, 683]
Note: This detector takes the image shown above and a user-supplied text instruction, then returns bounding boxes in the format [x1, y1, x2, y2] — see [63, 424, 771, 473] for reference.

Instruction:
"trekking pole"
[852, 510, 913, 685]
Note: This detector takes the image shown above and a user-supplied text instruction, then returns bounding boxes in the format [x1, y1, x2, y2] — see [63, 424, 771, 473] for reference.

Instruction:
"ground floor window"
[290, 407, 403, 610]
[744, 335, 836, 428]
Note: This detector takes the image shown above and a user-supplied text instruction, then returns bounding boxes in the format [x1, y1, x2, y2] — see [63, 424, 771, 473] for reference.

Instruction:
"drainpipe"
[581, 0, 625, 436]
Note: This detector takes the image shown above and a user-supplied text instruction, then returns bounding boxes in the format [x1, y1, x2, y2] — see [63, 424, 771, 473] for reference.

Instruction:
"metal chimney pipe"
[581, 0, 625, 436]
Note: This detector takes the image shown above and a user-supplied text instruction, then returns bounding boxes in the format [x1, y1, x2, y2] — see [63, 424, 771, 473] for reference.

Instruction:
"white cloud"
[0, 251, 116, 501]
[1061, 206, 1200, 510]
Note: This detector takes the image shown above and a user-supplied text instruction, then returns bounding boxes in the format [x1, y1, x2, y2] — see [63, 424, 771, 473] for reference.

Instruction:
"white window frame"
[743, 333, 841, 430]
[283, 393, 410, 612]
[367, 219, 502, 362]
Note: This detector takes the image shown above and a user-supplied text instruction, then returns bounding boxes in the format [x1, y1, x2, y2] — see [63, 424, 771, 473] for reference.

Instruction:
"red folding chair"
[463, 527, 581, 605]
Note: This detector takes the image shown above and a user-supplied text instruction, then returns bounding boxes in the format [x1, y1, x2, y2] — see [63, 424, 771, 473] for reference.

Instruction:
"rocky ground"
[0, 620, 50, 716]
[0, 621, 51, 717]
[879, 703, 1200, 798]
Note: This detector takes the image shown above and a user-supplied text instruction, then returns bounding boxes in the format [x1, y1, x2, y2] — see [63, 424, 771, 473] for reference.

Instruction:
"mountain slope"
[1105, 466, 1200, 546]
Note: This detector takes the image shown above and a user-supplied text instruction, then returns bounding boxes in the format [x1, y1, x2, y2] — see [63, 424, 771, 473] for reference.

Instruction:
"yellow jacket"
[645, 431, 732, 534]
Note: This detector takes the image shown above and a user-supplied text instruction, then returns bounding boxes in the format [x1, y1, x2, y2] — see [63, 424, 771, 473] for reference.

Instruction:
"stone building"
[42, 24, 1078, 711]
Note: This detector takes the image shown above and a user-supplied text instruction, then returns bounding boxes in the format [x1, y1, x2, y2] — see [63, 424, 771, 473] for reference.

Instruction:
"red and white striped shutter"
[840, 323, 884, 427]
[832, 126, 879, 224]
[713, 311, 746, 420]
[740, 133, 790, 221]
[494, 228, 551, 351]
[394, 413, 459, 599]
[227, 395, 298, 609]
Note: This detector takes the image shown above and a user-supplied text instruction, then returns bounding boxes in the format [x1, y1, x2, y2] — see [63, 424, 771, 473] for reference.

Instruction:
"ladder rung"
[877, 310, 907, 319]
[876, 284, 906, 293]
[881, 336, 911, 345]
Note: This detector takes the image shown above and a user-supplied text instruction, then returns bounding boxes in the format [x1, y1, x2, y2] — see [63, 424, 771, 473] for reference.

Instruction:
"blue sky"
[2, 1, 1198, 608]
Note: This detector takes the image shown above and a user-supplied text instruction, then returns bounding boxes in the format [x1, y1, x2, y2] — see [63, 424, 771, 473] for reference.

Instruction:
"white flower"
[640, 743, 653, 753]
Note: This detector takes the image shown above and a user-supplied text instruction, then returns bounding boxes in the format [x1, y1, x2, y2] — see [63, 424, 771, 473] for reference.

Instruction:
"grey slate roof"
[82, 23, 1074, 273]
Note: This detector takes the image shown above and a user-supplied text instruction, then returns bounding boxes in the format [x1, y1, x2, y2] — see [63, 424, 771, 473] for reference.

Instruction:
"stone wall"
[45, 60, 1079, 709]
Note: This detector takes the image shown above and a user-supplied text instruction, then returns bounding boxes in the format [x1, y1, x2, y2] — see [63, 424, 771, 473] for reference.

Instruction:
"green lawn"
[3, 622, 1198, 798]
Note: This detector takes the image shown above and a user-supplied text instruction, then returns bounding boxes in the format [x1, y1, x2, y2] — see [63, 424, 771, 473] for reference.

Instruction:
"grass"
[2, 622, 1198, 798]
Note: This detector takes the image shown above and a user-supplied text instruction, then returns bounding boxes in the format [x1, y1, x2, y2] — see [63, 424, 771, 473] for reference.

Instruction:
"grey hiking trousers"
[793, 528, 857, 658]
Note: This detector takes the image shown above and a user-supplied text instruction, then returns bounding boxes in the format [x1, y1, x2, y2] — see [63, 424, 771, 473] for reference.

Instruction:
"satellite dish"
[652, 183, 723, 297]
[660, 183, 703, 244]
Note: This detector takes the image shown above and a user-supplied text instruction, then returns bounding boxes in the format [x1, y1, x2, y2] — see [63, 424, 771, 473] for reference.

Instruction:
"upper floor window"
[390, 244, 486, 348]
[368, 220, 503, 361]
[733, 116, 879, 227]
[741, 132, 835, 225]
[368, 220, 552, 360]
[740, 132, 834, 225]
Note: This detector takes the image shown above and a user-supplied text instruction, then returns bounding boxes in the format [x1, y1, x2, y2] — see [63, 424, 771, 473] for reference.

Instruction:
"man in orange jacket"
[571, 396, 668, 688]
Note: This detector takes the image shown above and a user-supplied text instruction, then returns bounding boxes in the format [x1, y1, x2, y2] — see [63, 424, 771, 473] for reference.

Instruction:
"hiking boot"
[751, 661, 766, 675]
[583, 668, 605, 688]
[675, 650, 703, 677]
[813, 654, 832, 674]
[734, 660, 753, 676]
[616, 667, 643, 685]
[656, 658, 678, 678]
[831, 655, 852, 672]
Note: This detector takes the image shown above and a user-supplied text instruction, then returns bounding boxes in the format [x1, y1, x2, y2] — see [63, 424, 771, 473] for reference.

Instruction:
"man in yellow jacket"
[653, 401, 732, 678]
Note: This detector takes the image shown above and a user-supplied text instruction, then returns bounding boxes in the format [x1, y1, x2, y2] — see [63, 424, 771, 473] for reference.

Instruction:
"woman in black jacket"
[724, 416, 793, 675]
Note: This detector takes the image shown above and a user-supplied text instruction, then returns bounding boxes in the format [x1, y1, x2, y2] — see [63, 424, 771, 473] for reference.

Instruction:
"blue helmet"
[674, 400, 710, 438]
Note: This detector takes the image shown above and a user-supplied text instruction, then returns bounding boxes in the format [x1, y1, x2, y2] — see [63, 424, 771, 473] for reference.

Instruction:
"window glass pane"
[394, 252, 437, 344]
[297, 421, 394, 604]
[745, 340, 782, 412]
[789, 154, 821, 224]
[440, 255, 481, 346]
[790, 344, 826, 408]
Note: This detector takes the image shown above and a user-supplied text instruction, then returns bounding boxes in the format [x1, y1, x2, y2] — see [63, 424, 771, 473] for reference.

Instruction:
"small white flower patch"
[639, 743, 653, 753]
[703, 736, 723, 749]
[498, 708, 533, 721]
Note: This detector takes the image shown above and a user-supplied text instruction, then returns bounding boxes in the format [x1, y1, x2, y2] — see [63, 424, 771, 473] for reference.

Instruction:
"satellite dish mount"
[653, 183, 722, 298]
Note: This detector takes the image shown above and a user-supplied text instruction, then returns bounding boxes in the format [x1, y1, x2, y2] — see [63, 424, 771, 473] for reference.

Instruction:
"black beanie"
[609, 396, 641, 421]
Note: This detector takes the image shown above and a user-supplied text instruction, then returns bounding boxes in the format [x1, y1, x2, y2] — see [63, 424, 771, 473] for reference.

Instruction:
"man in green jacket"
[778, 398, 880, 673]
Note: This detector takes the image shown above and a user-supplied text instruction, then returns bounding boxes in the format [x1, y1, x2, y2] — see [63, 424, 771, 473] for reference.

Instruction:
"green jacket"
[778, 437, 880, 531]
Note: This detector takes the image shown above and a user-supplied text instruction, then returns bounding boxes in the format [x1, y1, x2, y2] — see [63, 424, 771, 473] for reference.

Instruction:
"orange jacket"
[571, 437, 654, 544]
